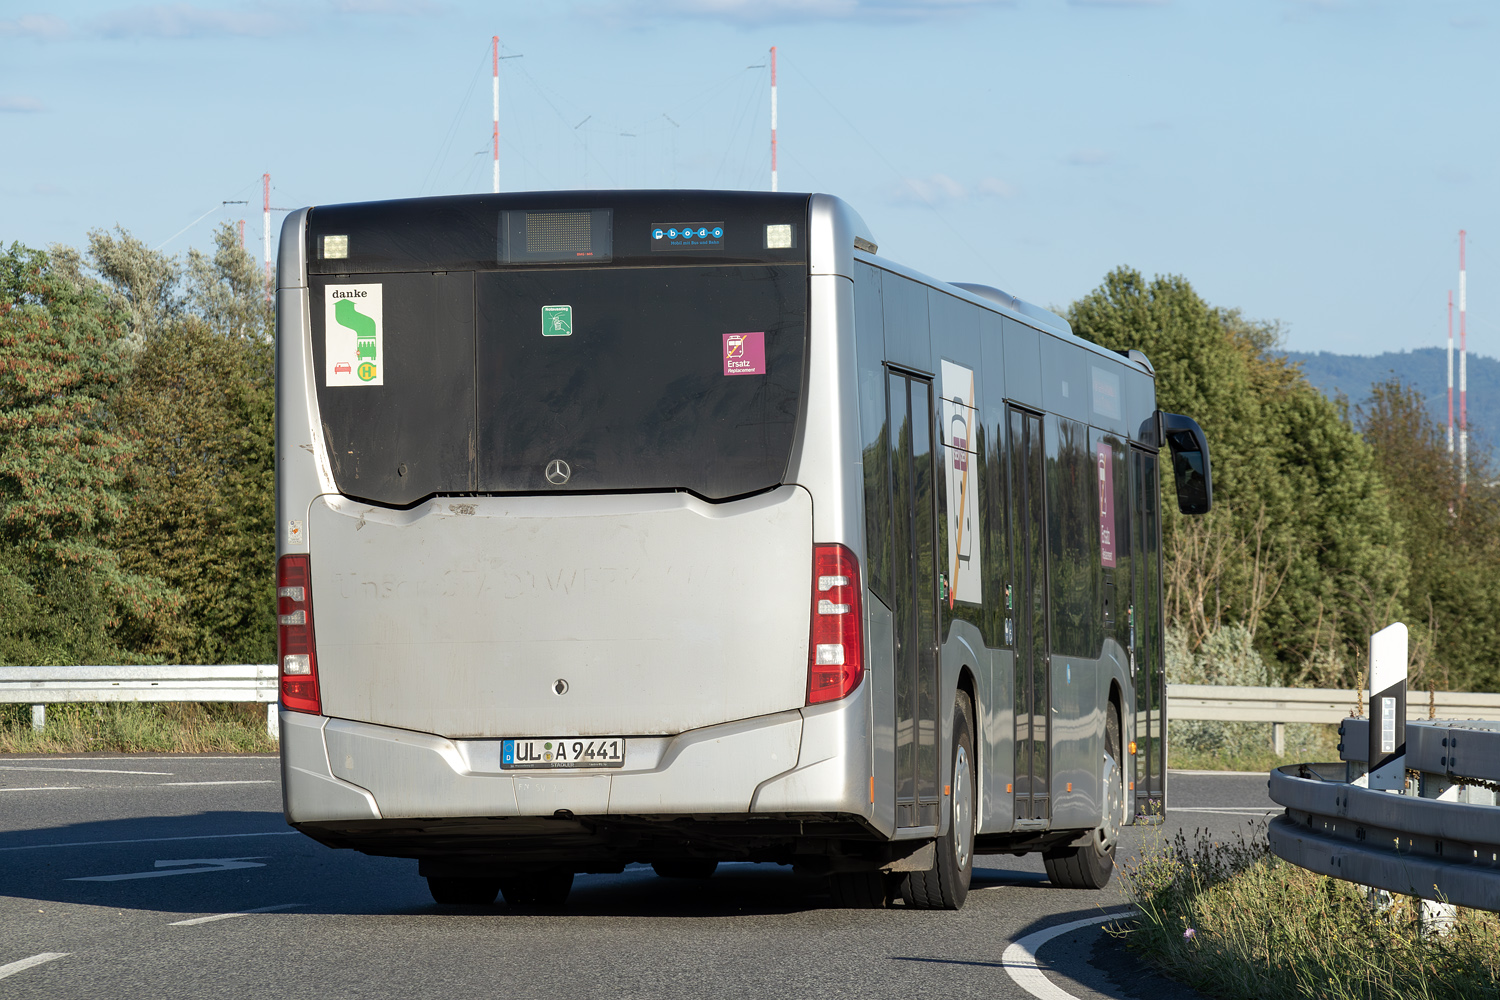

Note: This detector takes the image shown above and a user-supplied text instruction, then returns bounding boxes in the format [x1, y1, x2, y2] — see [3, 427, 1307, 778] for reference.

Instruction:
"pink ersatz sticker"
[723, 332, 766, 376]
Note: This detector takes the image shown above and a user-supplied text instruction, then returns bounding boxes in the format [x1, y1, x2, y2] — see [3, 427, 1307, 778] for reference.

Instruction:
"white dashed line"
[0, 766, 174, 775]
[1002, 910, 1136, 1000]
[0, 787, 81, 793]
[156, 780, 277, 787]
[0, 952, 69, 981]
[170, 902, 305, 926]
[1177, 807, 1279, 816]
[0, 831, 298, 853]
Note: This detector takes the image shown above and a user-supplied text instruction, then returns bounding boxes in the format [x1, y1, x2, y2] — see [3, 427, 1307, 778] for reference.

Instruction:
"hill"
[1284, 347, 1500, 456]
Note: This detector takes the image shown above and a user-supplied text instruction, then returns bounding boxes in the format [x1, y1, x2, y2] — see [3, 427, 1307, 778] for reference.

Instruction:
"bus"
[275, 190, 1212, 910]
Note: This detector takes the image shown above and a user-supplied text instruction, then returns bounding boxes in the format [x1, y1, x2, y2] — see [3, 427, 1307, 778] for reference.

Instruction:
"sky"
[1, 0, 1495, 357]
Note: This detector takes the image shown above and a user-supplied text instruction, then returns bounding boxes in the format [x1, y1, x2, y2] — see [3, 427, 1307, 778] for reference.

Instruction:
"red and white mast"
[1460, 229, 1469, 488]
[770, 46, 778, 193]
[1447, 289, 1454, 454]
[263, 172, 272, 303]
[492, 36, 500, 193]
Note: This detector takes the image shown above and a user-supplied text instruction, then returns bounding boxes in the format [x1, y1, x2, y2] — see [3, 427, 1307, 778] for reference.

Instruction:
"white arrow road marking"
[68, 858, 268, 882]
[0, 766, 173, 775]
[169, 902, 305, 926]
[1002, 909, 1137, 1000]
[0, 953, 69, 981]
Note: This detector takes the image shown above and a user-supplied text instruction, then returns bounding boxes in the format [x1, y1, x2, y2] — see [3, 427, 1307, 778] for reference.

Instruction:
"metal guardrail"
[0, 664, 279, 738]
[1267, 717, 1500, 914]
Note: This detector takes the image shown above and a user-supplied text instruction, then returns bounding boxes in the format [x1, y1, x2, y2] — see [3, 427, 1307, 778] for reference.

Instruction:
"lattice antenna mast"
[1460, 230, 1469, 489]
[1448, 289, 1454, 454]
[770, 46, 778, 193]
[263, 173, 272, 303]
[493, 36, 500, 193]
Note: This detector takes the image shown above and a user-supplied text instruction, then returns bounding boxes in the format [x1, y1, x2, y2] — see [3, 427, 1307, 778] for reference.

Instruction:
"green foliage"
[1120, 826, 1500, 999]
[1358, 379, 1500, 692]
[0, 242, 181, 663]
[1069, 268, 1406, 682]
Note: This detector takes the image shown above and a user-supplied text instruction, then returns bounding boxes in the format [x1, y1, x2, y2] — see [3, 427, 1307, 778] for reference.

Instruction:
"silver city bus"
[275, 191, 1213, 909]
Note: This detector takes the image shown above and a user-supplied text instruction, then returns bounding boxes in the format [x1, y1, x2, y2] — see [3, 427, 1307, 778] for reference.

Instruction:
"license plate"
[502, 737, 625, 769]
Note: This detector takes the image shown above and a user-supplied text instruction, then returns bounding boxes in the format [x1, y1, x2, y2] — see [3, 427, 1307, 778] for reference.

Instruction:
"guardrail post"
[1272, 722, 1285, 756]
[30, 704, 45, 731]
[1367, 623, 1407, 791]
[266, 703, 279, 741]
[1417, 770, 1460, 936]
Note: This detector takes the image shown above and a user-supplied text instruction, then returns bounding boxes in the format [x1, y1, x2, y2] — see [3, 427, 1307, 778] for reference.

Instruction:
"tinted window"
[310, 271, 476, 505]
[855, 262, 892, 605]
[475, 265, 807, 499]
[1047, 415, 1099, 657]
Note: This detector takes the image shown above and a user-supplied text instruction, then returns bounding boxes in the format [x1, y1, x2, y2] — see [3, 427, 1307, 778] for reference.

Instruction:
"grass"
[1116, 823, 1500, 1000]
[0, 702, 276, 754]
[1168, 722, 1343, 773]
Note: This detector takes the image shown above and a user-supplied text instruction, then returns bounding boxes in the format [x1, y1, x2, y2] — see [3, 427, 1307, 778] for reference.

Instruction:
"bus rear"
[276, 193, 878, 899]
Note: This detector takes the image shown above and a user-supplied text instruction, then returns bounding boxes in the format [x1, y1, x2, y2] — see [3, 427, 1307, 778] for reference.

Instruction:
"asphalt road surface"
[0, 757, 1278, 999]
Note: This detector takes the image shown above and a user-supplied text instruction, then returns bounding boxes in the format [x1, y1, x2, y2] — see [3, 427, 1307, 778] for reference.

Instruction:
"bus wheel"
[499, 870, 574, 907]
[1043, 706, 1122, 890]
[426, 876, 500, 905]
[901, 690, 976, 910]
[652, 859, 718, 879]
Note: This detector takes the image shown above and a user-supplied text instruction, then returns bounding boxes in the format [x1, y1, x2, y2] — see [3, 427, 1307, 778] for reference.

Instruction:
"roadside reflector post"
[267, 703, 280, 742]
[1366, 622, 1407, 792]
[31, 703, 45, 731]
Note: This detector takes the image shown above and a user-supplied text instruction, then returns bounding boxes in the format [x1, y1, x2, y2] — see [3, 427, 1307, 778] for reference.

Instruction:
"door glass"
[890, 375, 915, 823]
[1025, 412, 1049, 821]
[912, 381, 941, 825]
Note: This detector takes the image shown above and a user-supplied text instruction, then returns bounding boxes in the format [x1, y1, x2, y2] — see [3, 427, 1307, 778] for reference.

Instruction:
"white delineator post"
[263, 173, 272, 304]
[770, 45, 778, 193]
[492, 36, 500, 194]
[1367, 622, 1408, 791]
[1460, 229, 1468, 489]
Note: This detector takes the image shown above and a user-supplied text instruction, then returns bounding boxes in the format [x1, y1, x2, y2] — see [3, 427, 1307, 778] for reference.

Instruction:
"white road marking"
[169, 902, 305, 926]
[0, 766, 173, 775]
[157, 780, 277, 787]
[1170, 769, 1271, 776]
[0, 756, 272, 762]
[0, 787, 81, 793]
[0, 831, 298, 853]
[0, 953, 69, 981]
[1002, 910, 1137, 1000]
[68, 857, 268, 882]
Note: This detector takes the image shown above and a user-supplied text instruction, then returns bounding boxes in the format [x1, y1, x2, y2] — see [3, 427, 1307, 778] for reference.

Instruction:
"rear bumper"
[280, 693, 874, 858]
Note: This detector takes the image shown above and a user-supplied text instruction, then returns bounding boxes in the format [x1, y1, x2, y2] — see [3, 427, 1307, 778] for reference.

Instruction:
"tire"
[827, 871, 894, 908]
[901, 690, 976, 910]
[1043, 705, 1122, 891]
[652, 859, 718, 879]
[499, 870, 574, 906]
[426, 876, 500, 905]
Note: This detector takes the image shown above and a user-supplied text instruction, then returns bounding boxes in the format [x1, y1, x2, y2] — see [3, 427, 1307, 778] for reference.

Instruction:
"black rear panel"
[303, 192, 811, 507]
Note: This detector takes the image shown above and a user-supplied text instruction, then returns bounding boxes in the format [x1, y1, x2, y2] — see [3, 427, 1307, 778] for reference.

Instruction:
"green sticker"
[542, 304, 573, 337]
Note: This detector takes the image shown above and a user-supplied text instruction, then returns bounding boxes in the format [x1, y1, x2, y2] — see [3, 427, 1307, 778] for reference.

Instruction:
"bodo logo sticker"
[325, 284, 383, 386]
[722, 332, 765, 376]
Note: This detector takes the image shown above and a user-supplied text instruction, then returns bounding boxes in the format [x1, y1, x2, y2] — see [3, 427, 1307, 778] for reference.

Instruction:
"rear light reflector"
[808, 543, 863, 705]
[277, 554, 321, 714]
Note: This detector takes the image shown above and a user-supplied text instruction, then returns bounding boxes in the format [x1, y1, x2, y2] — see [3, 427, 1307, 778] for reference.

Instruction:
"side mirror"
[1161, 412, 1213, 515]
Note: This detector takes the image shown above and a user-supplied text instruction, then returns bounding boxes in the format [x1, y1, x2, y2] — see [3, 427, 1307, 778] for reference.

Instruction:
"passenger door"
[1131, 446, 1166, 820]
[1009, 407, 1050, 823]
[888, 371, 943, 829]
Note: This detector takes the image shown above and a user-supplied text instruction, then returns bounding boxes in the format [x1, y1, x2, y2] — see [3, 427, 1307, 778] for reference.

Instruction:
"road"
[0, 756, 1277, 999]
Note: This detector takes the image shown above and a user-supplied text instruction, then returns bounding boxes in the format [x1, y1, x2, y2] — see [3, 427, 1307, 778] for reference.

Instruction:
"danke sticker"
[325, 284, 383, 386]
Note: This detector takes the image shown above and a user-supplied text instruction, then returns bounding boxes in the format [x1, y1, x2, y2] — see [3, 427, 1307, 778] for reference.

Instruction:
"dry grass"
[1116, 823, 1500, 999]
[0, 702, 276, 754]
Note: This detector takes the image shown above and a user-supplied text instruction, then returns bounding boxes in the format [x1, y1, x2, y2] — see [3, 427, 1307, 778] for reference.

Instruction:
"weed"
[0, 702, 276, 754]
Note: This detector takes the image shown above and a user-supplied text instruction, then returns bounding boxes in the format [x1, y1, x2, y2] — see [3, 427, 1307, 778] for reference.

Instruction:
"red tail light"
[277, 554, 321, 714]
[808, 543, 864, 705]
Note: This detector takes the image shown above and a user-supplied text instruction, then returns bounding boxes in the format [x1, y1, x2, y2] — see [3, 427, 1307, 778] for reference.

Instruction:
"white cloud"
[977, 177, 1016, 198]
[1068, 148, 1110, 166]
[890, 173, 968, 205]
[0, 14, 70, 39]
[0, 96, 45, 113]
[95, 4, 298, 39]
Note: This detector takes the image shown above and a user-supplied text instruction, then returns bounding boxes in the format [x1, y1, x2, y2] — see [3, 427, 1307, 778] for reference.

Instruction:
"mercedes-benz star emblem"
[545, 459, 571, 485]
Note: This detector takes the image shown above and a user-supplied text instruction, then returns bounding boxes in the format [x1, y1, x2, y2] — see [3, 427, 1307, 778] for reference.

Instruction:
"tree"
[0, 242, 183, 663]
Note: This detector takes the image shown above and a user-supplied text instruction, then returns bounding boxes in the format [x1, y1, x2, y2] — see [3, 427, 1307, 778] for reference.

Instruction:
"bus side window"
[854, 262, 891, 605]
